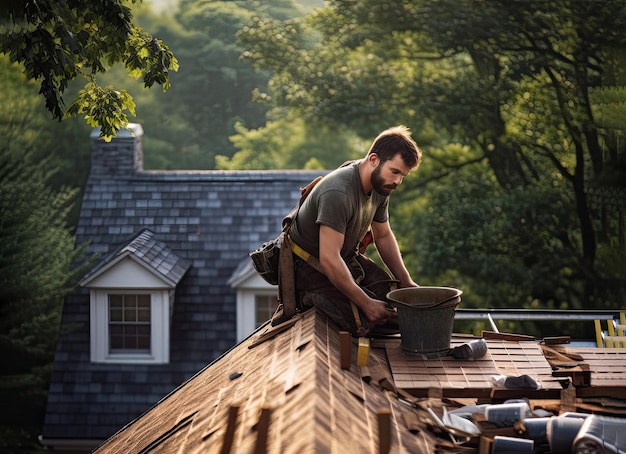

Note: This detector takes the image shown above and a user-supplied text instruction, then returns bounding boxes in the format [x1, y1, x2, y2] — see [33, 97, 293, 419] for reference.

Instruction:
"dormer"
[80, 229, 191, 364]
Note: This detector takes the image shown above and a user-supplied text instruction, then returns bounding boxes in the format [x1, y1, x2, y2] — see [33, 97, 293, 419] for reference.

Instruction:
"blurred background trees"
[0, 55, 90, 451]
[235, 0, 626, 331]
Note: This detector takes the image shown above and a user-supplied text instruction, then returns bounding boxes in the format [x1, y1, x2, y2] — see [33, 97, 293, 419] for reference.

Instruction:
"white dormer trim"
[90, 288, 169, 364]
[80, 254, 178, 288]
[84, 257, 173, 364]
[229, 261, 278, 342]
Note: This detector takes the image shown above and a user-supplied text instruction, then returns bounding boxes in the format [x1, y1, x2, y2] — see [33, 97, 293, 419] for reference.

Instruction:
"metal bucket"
[386, 287, 462, 357]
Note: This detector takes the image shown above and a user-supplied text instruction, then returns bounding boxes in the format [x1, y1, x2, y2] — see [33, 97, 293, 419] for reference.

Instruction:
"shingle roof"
[41, 126, 328, 445]
[91, 308, 626, 454]
[92, 309, 442, 453]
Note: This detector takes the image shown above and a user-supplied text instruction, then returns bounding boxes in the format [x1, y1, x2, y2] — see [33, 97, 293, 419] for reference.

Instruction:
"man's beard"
[371, 164, 397, 196]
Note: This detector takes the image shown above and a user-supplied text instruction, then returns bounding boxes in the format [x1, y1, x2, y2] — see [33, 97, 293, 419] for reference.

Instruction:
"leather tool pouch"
[249, 233, 283, 285]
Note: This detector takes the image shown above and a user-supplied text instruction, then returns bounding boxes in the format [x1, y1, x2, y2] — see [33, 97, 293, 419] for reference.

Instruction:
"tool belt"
[287, 237, 398, 337]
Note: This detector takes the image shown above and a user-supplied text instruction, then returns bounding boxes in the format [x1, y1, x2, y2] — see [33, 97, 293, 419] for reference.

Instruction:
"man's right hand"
[361, 297, 393, 326]
[319, 225, 394, 328]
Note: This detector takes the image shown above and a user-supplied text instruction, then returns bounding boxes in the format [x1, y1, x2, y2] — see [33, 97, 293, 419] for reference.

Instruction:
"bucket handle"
[362, 280, 400, 293]
[388, 290, 461, 309]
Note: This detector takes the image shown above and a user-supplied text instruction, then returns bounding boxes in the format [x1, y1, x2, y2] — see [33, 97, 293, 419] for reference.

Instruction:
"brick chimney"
[89, 123, 144, 176]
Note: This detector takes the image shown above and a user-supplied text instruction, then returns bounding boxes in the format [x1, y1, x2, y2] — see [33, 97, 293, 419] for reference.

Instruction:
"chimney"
[89, 123, 144, 176]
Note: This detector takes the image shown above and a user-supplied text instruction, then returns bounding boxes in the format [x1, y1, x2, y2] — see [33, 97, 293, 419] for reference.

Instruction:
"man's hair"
[366, 125, 422, 169]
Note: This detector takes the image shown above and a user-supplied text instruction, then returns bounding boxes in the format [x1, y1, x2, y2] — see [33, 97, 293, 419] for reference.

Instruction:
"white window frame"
[236, 288, 279, 342]
[90, 288, 170, 364]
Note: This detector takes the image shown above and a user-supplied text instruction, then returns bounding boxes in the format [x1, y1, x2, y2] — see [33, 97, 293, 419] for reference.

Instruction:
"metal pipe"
[455, 309, 619, 321]
[487, 313, 499, 332]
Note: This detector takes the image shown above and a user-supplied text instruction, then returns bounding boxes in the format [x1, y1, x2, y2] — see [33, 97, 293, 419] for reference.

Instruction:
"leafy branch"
[0, 0, 178, 139]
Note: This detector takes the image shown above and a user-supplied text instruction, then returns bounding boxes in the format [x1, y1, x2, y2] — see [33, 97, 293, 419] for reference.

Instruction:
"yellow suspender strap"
[290, 236, 369, 360]
[290, 240, 313, 264]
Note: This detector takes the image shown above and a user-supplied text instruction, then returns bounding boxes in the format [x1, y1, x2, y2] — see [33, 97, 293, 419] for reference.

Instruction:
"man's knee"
[299, 291, 360, 334]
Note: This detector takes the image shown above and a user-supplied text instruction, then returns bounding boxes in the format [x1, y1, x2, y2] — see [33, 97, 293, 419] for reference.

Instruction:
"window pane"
[110, 325, 124, 349]
[137, 294, 150, 307]
[137, 325, 151, 349]
[109, 295, 123, 307]
[255, 294, 279, 327]
[137, 306, 150, 322]
[110, 307, 123, 322]
[124, 307, 137, 322]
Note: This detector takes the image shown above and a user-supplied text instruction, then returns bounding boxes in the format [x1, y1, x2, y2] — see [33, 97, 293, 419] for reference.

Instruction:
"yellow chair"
[594, 312, 626, 347]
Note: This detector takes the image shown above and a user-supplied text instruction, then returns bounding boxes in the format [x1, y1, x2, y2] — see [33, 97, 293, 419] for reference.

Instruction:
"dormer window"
[228, 259, 279, 342]
[80, 230, 191, 364]
[228, 258, 278, 342]
[90, 289, 169, 363]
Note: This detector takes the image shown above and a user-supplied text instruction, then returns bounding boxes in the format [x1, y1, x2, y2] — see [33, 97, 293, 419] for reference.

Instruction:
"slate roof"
[41, 124, 327, 449]
[79, 229, 192, 287]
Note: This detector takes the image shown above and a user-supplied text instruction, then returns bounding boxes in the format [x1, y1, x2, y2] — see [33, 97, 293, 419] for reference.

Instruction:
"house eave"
[39, 435, 103, 452]
[227, 258, 260, 287]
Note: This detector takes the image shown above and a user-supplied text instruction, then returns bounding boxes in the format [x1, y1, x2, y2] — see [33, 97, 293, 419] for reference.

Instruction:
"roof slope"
[93, 309, 439, 453]
[92, 307, 626, 454]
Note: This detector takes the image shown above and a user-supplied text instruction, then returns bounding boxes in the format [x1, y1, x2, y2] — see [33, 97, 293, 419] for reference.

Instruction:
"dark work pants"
[294, 253, 398, 336]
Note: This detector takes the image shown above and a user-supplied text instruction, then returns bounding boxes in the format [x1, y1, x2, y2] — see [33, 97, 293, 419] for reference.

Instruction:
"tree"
[238, 0, 626, 313]
[162, 0, 269, 168]
[0, 56, 91, 452]
[0, 0, 178, 140]
[217, 116, 363, 170]
[412, 0, 626, 307]
[90, 0, 306, 170]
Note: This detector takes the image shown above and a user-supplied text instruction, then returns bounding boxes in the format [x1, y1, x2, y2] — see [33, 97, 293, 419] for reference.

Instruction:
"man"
[289, 125, 422, 336]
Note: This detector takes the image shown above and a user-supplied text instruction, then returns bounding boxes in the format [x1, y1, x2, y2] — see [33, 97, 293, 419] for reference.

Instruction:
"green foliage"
[239, 10, 432, 137]
[590, 86, 626, 131]
[66, 82, 136, 142]
[219, 117, 362, 170]
[113, 0, 308, 169]
[238, 0, 626, 315]
[0, 0, 178, 140]
[0, 148, 91, 452]
[0, 53, 92, 453]
[417, 177, 577, 307]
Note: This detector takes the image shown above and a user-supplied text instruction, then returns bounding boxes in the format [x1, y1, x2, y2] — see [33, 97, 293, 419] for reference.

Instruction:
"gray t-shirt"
[289, 160, 389, 258]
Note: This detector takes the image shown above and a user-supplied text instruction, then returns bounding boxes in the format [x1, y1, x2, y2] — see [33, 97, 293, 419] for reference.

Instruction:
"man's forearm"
[321, 257, 371, 308]
[375, 236, 418, 287]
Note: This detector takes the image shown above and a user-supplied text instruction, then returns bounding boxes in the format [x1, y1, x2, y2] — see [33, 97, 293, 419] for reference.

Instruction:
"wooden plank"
[543, 336, 571, 345]
[377, 409, 392, 454]
[340, 331, 351, 370]
[576, 386, 626, 399]
[248, 317, 300, 349]
[481, 331, 535, 341]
